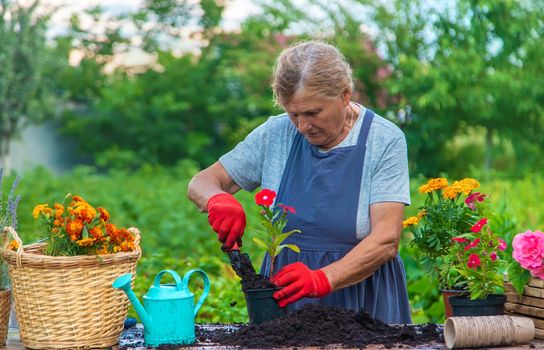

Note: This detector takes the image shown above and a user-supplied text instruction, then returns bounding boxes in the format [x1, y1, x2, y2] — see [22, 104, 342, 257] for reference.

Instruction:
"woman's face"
[284, 89, 352, 150]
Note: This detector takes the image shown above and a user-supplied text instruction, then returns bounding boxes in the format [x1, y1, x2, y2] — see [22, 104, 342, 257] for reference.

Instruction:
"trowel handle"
[183, 269, 210, 317]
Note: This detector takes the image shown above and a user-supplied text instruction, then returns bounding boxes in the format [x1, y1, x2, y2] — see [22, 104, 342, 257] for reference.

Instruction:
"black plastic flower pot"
[244, 287, 287, 325]
[449, 294, 506, 316]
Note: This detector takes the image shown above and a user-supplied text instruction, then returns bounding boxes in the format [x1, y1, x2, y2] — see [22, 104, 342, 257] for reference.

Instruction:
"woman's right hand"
[206, 193, 246, 250]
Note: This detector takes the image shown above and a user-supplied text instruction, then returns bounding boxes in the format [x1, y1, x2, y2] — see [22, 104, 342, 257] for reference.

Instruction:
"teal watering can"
[113, 269, 210, 347]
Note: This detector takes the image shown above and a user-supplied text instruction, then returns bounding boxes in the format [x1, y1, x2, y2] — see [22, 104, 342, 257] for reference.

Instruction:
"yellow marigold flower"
[443, 183, 461, 200]
[418, 184, 433, 194]
[402, 216, 419, 228]
[417, 210, 427, 219]
[66, 219, 84, 241]
[113, 245, 122, 253]
[32, 204, 50, 219]
[97, 207, 110, 222]
[458, 178, 480, 195]
[76, 237, 96, 247]
[427, 178, 449, 191]
[8, 240, 19, 251]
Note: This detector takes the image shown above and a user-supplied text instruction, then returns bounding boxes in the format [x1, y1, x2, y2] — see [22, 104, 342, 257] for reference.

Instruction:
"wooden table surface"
[2, 325, 544, 350]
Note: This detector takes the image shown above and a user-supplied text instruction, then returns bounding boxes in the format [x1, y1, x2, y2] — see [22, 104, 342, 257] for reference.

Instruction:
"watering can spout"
[113, 273, 153, 332]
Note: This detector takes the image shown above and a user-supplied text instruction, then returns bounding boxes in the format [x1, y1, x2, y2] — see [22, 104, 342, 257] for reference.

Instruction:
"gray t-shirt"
[219, 105, 411, 240]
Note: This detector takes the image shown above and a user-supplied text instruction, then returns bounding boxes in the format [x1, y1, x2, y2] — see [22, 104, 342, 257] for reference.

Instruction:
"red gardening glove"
[271, 262, 332, 307]
[206, 193, 246, 250]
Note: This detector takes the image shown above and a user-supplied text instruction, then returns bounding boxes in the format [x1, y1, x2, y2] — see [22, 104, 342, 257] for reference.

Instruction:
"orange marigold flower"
[97, 207, 110, 222]
[8, 240, 19, 251]
[417, 210, 427, 219]
[66, 219, 84, 241]
[94, 244, 110, 255]
[119, 240, 135, 252]
[89, 226, 104, 240]
[54, 203, 65, 218]
[76, 237, 96, 247]
[106, 223, 117, 236]
[53, 218, 64, 227]
[427, 178, 449, 191]
[74, 203, 97, 224]
[71, 195, 85, 203]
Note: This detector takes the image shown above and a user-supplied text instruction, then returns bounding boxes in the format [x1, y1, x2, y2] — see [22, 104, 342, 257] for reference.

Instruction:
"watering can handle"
[183, 269, 210, 317]
[153, 270, 184, 291]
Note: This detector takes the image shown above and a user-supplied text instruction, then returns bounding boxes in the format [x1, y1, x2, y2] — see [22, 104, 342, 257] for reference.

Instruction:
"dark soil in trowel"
[228, 249, 275, 290]
[203, 303, 443, 348]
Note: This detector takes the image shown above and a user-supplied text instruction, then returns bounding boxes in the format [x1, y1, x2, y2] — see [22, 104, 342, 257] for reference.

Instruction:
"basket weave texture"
[0, 289, 10, 346]
[1, 226, 141, 349]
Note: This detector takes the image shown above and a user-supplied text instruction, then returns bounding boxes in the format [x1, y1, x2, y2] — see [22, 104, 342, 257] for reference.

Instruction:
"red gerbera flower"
[452, 237, 469, 244]
[255, 189, 276, 207]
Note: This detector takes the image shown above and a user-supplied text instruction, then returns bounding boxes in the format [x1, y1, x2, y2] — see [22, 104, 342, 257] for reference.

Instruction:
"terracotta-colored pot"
[442, 289, 465, 318]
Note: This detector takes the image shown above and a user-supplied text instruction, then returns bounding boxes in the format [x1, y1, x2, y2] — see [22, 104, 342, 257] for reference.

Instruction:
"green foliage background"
[2, 168, 543, 323]
[1, 0, 543, 325]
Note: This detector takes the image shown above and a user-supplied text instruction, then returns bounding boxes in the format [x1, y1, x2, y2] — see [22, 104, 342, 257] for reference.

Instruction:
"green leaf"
[279, 244, 300, 253]
[252, 237, 268, 249]
[507, 262, 532, 295]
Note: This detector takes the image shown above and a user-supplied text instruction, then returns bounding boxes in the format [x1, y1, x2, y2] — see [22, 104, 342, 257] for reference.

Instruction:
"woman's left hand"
[271, 262, 332, 307]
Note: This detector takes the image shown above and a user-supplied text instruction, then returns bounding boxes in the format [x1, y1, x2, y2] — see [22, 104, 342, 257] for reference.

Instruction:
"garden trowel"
[227, 242, 255, 279]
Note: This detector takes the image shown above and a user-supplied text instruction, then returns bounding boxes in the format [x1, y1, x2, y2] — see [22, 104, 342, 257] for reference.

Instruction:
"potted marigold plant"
[239, 188, 301, 325]
[403, 177, 485, 317]
[0, 169, 21, 345]
[1, 193, 141, 349]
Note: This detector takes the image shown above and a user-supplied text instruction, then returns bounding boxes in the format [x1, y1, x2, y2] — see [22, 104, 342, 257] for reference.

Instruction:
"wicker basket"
[0, 289, 10, 346]
[0, 226, 141, 349]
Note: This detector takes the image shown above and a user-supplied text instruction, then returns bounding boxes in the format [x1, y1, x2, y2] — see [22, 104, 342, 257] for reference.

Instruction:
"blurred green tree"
[370, 0, 544, 175]
[0, 0, 58, 172]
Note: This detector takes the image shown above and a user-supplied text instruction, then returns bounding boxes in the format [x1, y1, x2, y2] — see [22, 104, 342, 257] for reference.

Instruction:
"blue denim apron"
[261, 108, 412, 324]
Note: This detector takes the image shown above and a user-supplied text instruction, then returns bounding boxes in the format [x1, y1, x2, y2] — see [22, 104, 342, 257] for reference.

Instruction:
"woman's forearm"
[187, 161, 241, 212]
[321, 202, 404, 291]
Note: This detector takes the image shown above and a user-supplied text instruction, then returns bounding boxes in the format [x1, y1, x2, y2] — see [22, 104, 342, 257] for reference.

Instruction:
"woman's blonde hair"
[271, 41, 354, 107]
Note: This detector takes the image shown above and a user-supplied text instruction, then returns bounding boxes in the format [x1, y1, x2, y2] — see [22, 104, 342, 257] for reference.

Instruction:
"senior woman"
[187, 41, 412, 324]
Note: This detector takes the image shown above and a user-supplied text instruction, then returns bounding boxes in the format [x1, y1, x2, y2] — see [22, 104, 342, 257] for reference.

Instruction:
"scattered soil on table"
[204, 304, 443, 348]
[228, 250, 274, 290]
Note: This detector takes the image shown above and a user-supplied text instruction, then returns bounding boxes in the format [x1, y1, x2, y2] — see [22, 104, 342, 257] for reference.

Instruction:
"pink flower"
[277, 204, 296, 214]
[465, 192, 486, 210]
[489, 251, 498, 261]
[467, 254, 481, 270]
[452, 237, 469, 244]
[255, 189, 276, 207]
[471, 218, 488, 233]
[464, 238, 481, 251]
[498, 238, 507, 251]
[512, 230, 544, 271]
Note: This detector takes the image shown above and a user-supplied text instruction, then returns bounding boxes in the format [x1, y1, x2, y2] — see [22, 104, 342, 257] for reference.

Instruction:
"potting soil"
[203, 303, 443, 348]
[229, 250, 275, 290]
